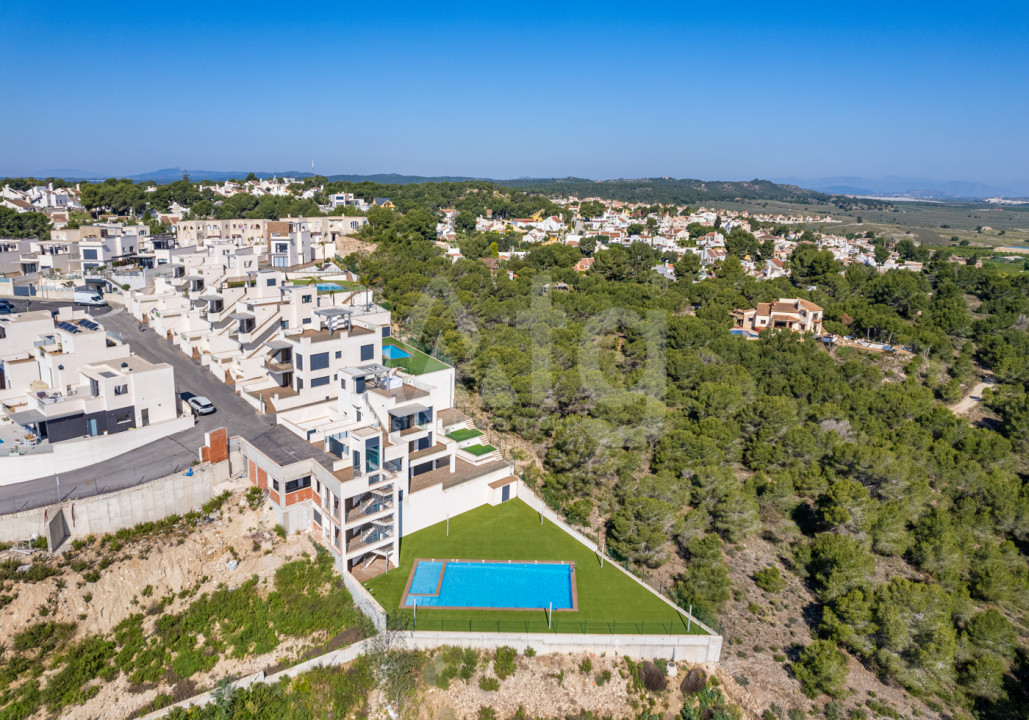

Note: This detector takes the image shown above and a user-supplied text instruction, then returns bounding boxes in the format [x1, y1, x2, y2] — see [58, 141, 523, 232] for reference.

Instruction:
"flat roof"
[248, 425, 338, 471]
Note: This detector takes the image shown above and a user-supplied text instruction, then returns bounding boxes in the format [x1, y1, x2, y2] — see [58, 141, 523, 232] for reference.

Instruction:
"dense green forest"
[345, 206, 1029, 719]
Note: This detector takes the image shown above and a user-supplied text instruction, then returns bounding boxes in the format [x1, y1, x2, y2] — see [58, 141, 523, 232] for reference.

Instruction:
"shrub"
[793, 640, 849, 699]
[245, 487, 265, 510]
[274, 524, 287, 539]
[789, 710, 806, 720]
[754, 566, 786, 593]
[523, 646, 536, 657]
[479, 676, 500, 691]
[493, 646, 516, 680]
[202, 491, 230, 515]
[82, 571, 101, 583]
[596, 669, 612, 686]
[478, 707, 498, 720]
[141, 584, 153, 598]
[579, 657, 593, 674]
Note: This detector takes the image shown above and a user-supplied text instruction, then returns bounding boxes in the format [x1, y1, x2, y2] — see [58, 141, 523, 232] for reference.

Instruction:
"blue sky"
[2, 1, 1027, 184]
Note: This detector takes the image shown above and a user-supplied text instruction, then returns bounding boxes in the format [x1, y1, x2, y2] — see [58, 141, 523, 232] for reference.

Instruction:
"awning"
[227, 312, 255, 320]
[198, 294, 223, 301]
[266, 339, 293, 350]
[9, 408, 47, 425]
[388, 403, 430, 417]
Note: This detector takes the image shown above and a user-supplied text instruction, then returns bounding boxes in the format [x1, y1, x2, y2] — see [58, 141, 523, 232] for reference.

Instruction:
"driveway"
[0, 300, 275, 514]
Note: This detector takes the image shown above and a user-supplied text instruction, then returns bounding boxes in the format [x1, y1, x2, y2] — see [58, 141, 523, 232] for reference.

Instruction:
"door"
[140, 408, 149, 427]
[86, 418, 99, 436]
[501, 484, 511, 502]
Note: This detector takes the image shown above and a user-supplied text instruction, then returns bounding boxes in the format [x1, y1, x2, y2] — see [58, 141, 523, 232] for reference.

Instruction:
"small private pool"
[382, 344, 413, 360]
[316, 283, 344, 292]
[402, 559, 577, 610]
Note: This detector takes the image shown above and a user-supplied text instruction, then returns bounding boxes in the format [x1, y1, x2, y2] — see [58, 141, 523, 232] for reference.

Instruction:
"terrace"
[382, 338, 449, 376]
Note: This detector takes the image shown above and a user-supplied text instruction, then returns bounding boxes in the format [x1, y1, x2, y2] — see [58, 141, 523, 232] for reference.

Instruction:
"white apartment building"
[241, 339, 513, 579]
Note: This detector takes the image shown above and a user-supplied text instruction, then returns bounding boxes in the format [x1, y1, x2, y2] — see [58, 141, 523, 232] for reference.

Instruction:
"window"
[310, 352, 329, 371]
[280, 319, 289, 329]
[115, 412, 131, 423]
[335, 351, 342, 359]
[360, 344, 374, 361]
[366, 436, 380, 472]
[266, 278, 276, 286]
[295, 353, 303, 370]
[352, 449, 361, 473]
[340, 378, 346, 389]
[313, 509, 322, 526]
[272, 479, 280, 492]
[311, 376, 330, 388]
[285, 476, 311, 493]
[382, 326, 390, 338]
[82, 249, 98, 260]
[303, 318, 311, 324]
[302, 294, 312, 304]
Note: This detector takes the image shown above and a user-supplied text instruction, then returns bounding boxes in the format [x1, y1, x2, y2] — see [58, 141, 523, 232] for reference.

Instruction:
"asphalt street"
[0, 300, 275, 514]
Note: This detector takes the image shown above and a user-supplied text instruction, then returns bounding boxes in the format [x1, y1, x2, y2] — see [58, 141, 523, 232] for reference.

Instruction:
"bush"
[523, 646, 536, 657]
[493, 646, 516, 680]
[478, 707, 498, 720]
[201, 491, 230, 515]
[793, 640, 849, 699]
[579, 657, 593, 674]
[245, 486, 265, 510]
[596, 669, 612, 686]
[478, 676, 500, 691]
[274, 524, 287, 539]
[754, 566, 786, 593]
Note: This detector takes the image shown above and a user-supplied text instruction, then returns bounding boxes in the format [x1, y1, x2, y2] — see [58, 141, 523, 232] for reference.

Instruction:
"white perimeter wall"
[400, 464, 513, 537]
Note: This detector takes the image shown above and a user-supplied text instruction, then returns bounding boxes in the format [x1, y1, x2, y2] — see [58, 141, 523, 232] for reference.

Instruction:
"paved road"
[0, 300, 275, 514]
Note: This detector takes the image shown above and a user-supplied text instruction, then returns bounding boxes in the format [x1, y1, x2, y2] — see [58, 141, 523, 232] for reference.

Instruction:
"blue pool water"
[316, 283, 344, 292]
[382, 344, 413, 360]
[404, 560, 574, 609]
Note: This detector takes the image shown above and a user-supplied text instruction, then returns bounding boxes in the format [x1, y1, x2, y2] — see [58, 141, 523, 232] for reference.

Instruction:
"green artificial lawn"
[462, 443, 496, 456]
[382, 338, 450, 375]
[445, 428, 483, 442]
[364, 499, 703, 635]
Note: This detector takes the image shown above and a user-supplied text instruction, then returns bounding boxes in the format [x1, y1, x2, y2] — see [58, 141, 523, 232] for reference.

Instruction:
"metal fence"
[408, 616, 702, 636]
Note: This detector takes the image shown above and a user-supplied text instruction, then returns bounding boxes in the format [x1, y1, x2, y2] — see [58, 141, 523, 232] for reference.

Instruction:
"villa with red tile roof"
[731, 298, 824, 335]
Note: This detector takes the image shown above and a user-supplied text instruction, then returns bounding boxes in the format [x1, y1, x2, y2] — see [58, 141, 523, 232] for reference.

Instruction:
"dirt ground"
[0, 484, 322, 720]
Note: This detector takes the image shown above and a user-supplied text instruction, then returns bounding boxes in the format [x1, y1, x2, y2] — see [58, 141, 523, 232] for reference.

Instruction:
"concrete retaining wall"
[0, 463, 220, 544]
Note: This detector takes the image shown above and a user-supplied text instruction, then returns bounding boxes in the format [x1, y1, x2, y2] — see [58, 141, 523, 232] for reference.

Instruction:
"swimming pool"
[402, 559, 577, 610]
[382, 344, 413, 360]
[316, 283, 344, 292]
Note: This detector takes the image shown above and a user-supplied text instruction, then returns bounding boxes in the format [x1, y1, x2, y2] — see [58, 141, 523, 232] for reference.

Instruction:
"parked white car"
[187, 396, 215, 416]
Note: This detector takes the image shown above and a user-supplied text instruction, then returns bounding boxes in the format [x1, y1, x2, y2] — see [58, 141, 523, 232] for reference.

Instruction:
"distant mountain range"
[16, 167, 482, 185]
[773, 176, 1029, 200]
[9, 167, 1028, 201]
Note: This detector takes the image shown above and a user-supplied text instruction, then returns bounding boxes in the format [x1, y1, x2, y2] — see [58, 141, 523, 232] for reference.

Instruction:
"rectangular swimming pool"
[401, 559, 577, 611]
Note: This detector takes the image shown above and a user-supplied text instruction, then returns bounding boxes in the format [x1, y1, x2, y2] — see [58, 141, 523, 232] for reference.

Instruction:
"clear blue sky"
[2, 1, 1027, 184]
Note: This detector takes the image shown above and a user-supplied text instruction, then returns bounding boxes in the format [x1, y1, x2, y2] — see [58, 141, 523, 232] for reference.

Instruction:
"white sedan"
[187, 396, 216, 416]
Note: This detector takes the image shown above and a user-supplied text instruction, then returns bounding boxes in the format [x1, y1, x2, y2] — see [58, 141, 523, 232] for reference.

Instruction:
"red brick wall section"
[285, 487, 313, 507]
[203, 428, 229, 464]
[269, 490, 280, 504]
[257, 468, 268, 491]
[248, 460, 257, 485]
